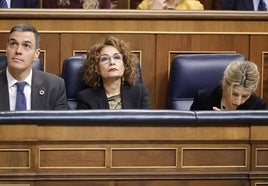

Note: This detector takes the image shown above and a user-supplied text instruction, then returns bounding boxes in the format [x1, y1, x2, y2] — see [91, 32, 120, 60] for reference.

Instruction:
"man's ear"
[34, 48, 40, 61]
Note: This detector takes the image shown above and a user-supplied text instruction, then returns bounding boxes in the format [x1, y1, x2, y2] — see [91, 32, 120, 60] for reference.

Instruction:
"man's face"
[6, 31, 40, 76]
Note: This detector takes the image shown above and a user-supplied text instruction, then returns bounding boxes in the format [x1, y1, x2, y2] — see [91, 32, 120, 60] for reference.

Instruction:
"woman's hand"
[213, 106, 222, 111]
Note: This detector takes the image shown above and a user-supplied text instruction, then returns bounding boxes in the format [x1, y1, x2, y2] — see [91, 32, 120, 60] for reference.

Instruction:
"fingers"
[213, 106, 221, 111]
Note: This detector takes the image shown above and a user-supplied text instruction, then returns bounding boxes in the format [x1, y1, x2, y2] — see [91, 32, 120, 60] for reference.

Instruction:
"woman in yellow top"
[137, 0, 204, 10]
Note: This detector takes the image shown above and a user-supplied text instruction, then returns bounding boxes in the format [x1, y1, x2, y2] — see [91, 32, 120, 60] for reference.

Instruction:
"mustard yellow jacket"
[138, 0, 204, 10]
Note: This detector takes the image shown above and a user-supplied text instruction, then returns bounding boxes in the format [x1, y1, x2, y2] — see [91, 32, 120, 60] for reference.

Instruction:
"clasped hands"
[149, 0, 177, 9]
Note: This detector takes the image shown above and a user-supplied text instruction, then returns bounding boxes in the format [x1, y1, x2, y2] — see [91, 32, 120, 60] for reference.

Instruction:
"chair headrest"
[62, 55, 144, 110]
[169, 53, 245, 98]
[168, 53, 245, 109]
[136, 62, 143, 84]
[62, 56, 87, 99]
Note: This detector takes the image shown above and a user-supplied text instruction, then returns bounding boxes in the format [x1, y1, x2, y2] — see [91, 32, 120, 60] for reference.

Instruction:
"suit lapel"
[31, 70, 46, 110]
[95, 87, 110, 109]
[120, 84, 130, 109]
[0, 71, 10, 111]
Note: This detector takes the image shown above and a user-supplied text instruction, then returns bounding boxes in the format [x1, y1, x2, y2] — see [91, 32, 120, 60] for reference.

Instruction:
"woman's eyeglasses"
[100, 53, 122, 64]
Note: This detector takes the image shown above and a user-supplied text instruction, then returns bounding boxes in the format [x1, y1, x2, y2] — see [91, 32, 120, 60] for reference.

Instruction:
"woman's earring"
[121, 76, 125, 84]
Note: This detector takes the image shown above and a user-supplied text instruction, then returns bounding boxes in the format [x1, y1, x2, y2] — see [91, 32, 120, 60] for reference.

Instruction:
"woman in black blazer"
[76, 36, 151, 109]
[190, 60, 266, 111]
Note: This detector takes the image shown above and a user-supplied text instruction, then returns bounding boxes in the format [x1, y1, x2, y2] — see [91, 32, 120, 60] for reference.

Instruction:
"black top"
[76, 84, 151, 109]
[190, 86, 266, 110]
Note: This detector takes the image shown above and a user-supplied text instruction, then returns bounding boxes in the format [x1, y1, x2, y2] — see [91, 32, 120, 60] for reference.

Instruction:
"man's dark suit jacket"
[0, 69, 68, 111]
[43, 0, 110, 8]
[11, 0, 40, 8]
[76, 84, 151, 109]
[221, 0, 254, 10]
[190, 86, 266, 110]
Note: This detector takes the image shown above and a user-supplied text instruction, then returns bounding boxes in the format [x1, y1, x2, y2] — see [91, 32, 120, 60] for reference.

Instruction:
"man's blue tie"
[0, 0, 8, 8]
[15, 82, 27, 111]
[258, 0, 267, 11]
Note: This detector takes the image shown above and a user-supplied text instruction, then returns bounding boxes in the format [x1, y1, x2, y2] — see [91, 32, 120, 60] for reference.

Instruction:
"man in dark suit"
[11, 0, 40, 8]
[0, 0, 40, 8]
[221, 0, 267, 10]
[0, 23, 68, 111]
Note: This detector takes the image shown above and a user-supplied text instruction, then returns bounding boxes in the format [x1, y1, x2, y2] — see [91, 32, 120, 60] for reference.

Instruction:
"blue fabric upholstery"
[0, 56, 7, 70]
[168, 53, 245, 110]
[62, 56, 87, 110]
[0, 55, 43, 71]
[62, 55, 144, 110]
[1, 110, 268, 124]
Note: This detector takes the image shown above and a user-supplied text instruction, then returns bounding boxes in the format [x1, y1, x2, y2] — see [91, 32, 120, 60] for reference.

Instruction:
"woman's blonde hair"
[83, 36, 139, 89]
[223, 60, 260, 91]
[57, 0, 99, 9]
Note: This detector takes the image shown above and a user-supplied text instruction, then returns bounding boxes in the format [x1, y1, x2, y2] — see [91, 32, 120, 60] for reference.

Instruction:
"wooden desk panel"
[0, 123, 251, 185]
[1, 10, 268, 109]
[0, 110, 266, 185]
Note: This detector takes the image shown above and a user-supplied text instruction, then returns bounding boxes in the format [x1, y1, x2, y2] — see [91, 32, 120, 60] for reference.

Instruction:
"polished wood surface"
[1, 10, 268, 109]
